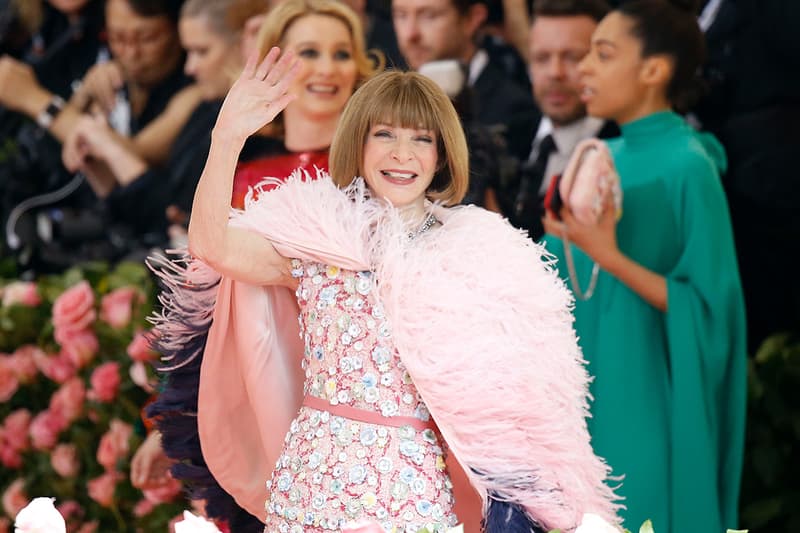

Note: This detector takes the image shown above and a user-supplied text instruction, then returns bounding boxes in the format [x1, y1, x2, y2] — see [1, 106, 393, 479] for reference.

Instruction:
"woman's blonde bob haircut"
[255, 0, 383, 83]
[330, 71, 469, 206]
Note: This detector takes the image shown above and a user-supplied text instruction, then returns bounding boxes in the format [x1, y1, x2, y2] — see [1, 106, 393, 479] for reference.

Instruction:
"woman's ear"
[640, 54, 673, 89]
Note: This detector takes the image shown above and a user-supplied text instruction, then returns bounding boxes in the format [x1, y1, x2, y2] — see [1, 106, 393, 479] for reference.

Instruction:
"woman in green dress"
[542, 1, 747, 532]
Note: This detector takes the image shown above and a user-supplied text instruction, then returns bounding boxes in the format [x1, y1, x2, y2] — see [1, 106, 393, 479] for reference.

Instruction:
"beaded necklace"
[407, 213, 438, 240]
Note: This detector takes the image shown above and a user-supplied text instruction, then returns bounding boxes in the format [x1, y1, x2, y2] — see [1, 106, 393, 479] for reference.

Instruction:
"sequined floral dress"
[263, 260, 458, 533]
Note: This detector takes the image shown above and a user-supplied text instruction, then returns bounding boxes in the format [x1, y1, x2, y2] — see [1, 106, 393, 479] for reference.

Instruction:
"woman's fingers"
[254, 46, 281, 80]
[264, 50, 297, 86]
[269, 57, 300, 95]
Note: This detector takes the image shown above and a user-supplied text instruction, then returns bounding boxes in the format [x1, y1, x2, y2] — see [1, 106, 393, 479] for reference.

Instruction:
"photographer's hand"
[63, 114, 147, 196]
[71, 62, 124, 114]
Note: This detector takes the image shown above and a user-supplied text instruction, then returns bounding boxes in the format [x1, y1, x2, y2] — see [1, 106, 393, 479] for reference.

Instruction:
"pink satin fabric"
[197, 280, 305, 520]
[302, 395, 439, 433]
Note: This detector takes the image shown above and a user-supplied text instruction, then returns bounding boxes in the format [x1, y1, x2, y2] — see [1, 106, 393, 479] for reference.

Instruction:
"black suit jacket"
[496, 118, 619, 241]
[470, 60, 538, 131]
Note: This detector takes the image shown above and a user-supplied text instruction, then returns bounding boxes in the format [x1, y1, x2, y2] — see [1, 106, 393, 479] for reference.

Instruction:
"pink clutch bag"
[545, 138, 622, 225]
[543, 139, 623, 300]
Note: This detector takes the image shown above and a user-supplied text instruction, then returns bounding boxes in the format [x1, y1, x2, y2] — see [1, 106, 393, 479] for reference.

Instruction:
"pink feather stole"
[153, 170, 621, 531]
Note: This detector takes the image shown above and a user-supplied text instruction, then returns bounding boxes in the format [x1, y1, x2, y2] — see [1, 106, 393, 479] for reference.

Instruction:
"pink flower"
[88, 362, 120, 403]
[59, 330, 99, 369]
[7, 346, 39, 383]
[127, 331, 157, 362]
[133, 498, 155, 518]
[96, 419, 132, 472]
[51, 443, 80, 477]
[87, 472, 120, 508]
[143, 475, 182, 504]
[3, 409, 32, 451]
[52, 281, 96, 342]
[32, 351, 76, 384]
[49, 377, 85, 424]
[0, 360, 19, 402]
[1, 281, 41, 307]
[129, 362, 155, 393]
[29, 410, 65, 450]
[0, 445, 21, 469]
[76, 521, 98, 533]
[100, 287, 142, 329]
[1, 478, 28, 519]
[56, 500, 82, 523]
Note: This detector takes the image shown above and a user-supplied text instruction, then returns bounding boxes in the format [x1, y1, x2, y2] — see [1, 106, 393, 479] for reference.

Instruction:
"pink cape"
[153, 172, 621, 531]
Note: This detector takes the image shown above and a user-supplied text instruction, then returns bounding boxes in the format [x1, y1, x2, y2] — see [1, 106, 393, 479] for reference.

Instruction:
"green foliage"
[740, 333, 800, 531]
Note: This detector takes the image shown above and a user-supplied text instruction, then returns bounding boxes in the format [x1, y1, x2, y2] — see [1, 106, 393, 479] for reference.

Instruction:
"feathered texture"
[484, 497, 546, 533]
[368, 202, 622, 531]
[144, 254, 264, 532]
[228, 168, 375, 272]
[230, 172, 620, 529]
[149, 171, 621, 531]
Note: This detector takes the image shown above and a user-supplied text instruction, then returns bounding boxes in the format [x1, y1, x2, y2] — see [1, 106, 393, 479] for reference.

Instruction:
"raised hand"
[214, 46, 300, 144]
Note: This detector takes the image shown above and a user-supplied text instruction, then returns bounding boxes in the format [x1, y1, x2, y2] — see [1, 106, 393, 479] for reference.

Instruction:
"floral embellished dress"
[263, 260, 458, 533]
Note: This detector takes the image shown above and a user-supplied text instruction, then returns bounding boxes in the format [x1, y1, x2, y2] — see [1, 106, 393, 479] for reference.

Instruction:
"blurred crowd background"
[0, 0, 798, 531]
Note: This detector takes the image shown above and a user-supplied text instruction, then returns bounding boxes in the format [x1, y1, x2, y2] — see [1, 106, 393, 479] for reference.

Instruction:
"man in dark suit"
[693, 0, 800, 352]
[391, 0, 536, 129]
[488, 0, 618, 240]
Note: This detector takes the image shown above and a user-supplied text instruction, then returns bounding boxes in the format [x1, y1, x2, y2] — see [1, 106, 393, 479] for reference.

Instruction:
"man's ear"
[463, 2, 488, 37]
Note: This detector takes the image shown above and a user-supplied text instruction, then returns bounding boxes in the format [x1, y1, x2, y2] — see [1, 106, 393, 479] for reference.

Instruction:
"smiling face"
[281, 14, 359, 120]
[362, 123, 439, 208]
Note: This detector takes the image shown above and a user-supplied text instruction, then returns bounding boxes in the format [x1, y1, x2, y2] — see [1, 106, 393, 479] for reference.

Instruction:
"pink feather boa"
[154, 170, 621, 531]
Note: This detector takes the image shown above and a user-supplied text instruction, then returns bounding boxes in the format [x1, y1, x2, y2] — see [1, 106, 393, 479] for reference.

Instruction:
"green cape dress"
[543, 111, 747, 533]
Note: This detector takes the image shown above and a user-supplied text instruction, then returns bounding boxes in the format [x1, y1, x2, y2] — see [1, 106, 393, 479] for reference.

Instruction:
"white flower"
[173, 511, 223, 533]
[446, 526, 465, 533]
[14, 497, 66, 533]
[575, 513, 623, 533]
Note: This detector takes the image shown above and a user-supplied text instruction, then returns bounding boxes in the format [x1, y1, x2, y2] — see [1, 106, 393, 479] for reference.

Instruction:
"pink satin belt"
[302, 395, 438, 432]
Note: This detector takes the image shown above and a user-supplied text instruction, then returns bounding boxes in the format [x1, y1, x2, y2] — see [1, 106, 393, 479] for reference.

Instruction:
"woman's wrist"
[594, 247, 625, 275]
[101, 140, 148, 186]
[211, 125, 247, 149]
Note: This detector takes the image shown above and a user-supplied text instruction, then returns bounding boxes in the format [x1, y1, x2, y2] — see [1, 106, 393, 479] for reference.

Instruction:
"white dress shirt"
[528, 115, 606, 195]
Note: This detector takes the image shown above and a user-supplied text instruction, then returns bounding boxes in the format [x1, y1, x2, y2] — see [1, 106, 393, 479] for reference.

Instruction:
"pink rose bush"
[52, 281, 96, 344]
[100, 287, 143, 330]
[0, 362, 17, 403]
[1, 479, 27, 519]
[96, 419, 133, 472]
[88, 362, 121, 402]
[51, 444, 80, 478]
[1, 282, 40, 308]
[0, 263, 187, 530]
